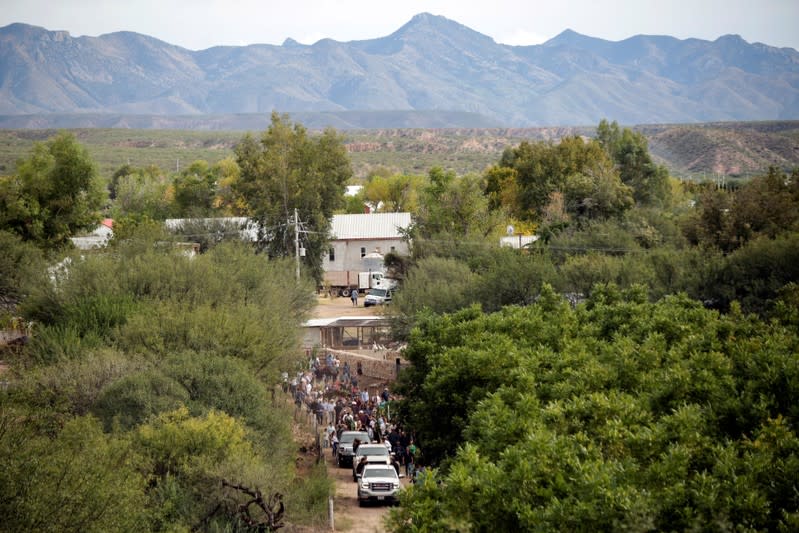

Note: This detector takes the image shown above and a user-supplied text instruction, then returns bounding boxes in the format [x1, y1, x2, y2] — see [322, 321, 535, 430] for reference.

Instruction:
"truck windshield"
[369, 289, 387, 297]
[340, 432, 369, 444]
[364, 467, 396, 478]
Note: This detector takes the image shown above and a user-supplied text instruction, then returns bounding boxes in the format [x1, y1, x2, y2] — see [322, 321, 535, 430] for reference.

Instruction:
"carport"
[316, 317, 393, 350]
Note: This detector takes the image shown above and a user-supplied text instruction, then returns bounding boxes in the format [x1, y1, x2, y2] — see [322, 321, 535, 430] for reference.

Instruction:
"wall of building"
[325, 348, 405, 382]
[322, 239, 408, 273]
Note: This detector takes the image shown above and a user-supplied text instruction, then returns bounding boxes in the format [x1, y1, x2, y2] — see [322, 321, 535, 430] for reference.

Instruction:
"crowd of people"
[284, 352, 424, 481]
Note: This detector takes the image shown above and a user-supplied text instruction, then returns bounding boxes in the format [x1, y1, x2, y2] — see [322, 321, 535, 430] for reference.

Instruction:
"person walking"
[350, 288, 358, 306]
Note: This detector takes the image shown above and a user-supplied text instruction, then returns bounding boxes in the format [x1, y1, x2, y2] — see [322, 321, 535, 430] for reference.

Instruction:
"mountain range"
[1, 13, 798, 127]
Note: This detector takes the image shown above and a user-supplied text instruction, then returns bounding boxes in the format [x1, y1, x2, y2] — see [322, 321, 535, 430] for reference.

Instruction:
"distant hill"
[642, 122, 799, 177]
[0, 110, 501, 130]
[1, 121, 796, 180]
[1, 13, 798, 126]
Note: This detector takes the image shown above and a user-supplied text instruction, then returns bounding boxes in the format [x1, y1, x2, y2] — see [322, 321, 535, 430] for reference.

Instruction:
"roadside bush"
[161, 352, 293, 448]
[0, 411, 149, 533]
[92, 370, 189, 431]
[476, 247, 557, 313]
[136, 407, 291, 531]
[8, 348, 146, 417]
[392, 256, 478, 318]
[0, 230, 45, 308]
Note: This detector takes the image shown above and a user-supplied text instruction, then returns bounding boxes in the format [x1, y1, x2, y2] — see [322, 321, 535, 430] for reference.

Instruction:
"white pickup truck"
[352, 443, 394, 481]
[357, 463, 402, 506]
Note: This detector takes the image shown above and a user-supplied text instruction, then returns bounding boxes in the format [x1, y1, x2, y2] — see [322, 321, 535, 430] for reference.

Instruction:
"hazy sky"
[2, 0, 797, 51]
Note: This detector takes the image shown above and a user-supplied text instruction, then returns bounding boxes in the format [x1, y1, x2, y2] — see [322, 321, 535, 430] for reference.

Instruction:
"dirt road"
[325, 450, 397, 533]
[312, 296, 397, 531]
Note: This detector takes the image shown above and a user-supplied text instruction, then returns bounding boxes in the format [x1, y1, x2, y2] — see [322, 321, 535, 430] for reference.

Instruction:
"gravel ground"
[313, 294, 382, 319]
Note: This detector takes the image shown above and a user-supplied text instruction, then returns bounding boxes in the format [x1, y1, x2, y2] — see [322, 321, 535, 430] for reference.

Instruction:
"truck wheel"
[341, 288, 350, 297]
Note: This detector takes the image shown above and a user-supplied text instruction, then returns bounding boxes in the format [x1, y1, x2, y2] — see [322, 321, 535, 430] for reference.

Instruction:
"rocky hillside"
[643, 122, 799, 176]
[1, 13, 798, 126]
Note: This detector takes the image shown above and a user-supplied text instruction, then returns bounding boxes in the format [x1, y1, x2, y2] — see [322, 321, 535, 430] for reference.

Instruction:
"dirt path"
[310, 296, 399, 532]
[325, 450, 395, 533]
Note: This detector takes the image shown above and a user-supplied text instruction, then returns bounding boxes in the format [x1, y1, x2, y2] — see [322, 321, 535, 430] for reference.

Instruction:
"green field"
[0, 129, 242, 179]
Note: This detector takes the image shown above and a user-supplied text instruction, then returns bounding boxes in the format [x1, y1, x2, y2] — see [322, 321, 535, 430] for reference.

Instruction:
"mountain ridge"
[0, 14, 798, 126]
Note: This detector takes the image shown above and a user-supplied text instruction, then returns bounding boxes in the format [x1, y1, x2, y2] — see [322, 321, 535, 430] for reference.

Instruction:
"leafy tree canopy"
[233, 112, 352, 282]
[683, 167, 799, 252]
[390, 288, 799, 531]
[363, 172, 424, 213]
[597, 119, 672, 207]
[0, 132, 106, 250]
[489, 134, 633, 223]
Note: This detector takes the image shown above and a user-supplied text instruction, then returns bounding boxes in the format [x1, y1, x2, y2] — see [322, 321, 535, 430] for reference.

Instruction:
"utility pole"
[294, 207, 300, 280]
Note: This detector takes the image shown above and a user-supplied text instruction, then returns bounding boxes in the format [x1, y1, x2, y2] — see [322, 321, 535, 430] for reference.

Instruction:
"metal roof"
[303, 317, 392, 328]
[330, 213, 411, 241]
[324, 317, 394, 328]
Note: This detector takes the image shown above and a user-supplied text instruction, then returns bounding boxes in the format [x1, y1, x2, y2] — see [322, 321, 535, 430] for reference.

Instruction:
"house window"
[328, 247, 335, 262]
[360, 247, 366, 258]
[390, 246, 396, 253]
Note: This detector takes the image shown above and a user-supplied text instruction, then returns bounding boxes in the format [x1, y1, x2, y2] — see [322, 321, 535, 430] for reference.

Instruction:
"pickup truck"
[357, 463, 402, 506]
[352, 443, 393, 481]
[363, 288, 392, 307]
[336, 431, 370, 468]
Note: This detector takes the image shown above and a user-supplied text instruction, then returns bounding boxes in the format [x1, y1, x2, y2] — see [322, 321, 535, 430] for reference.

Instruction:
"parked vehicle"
[357, 464, 402, 506]
[323, 250, 398, 296]
[352, 443, 393, 481]
[336, 431, 371, 468]
[363, 288, 392, 307]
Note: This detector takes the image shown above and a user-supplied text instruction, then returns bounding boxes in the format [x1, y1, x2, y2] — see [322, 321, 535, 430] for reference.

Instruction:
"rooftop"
[330, 212, 411, 240]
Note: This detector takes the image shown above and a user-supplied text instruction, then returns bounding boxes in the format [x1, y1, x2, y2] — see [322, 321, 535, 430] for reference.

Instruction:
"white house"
[500, 234, 539, 249]
[323, 212, 412, 274]
[70, 218, 114, 250]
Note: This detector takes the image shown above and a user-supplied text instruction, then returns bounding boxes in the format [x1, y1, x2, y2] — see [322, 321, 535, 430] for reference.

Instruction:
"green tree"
[363, 173, 423, 213]
[342, 188, 367, 214]
[389, 292, 799, 531]
[109, 162, 134, 200]
[681, 185, 738, 251]
[493, 136, 632, 222]
[234, 112, 352, 282]
[497, 140, 561, 220]
[111, 167, 172, 220]
[597, 119, 671, 207]
[706, 233, 799, 314]
[135, 407, 279, 531]
[211, 156, 246, 215]
[483, 165, 518, 212]
[732, 166, 799, 241]
[0, 132, 106, 250]
[172, 160, 217, 217]
[3, 230, 327, 530]
[390, 257, 479, 336]
[414, 167, 502, 240]
[92, 370, 189, 431]
[476, 247, 558, 313]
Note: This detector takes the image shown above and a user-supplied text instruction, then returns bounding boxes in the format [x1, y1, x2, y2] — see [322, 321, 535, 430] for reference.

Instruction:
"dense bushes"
[389, 288, 799, 531]
[1, 238, 325, 532]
